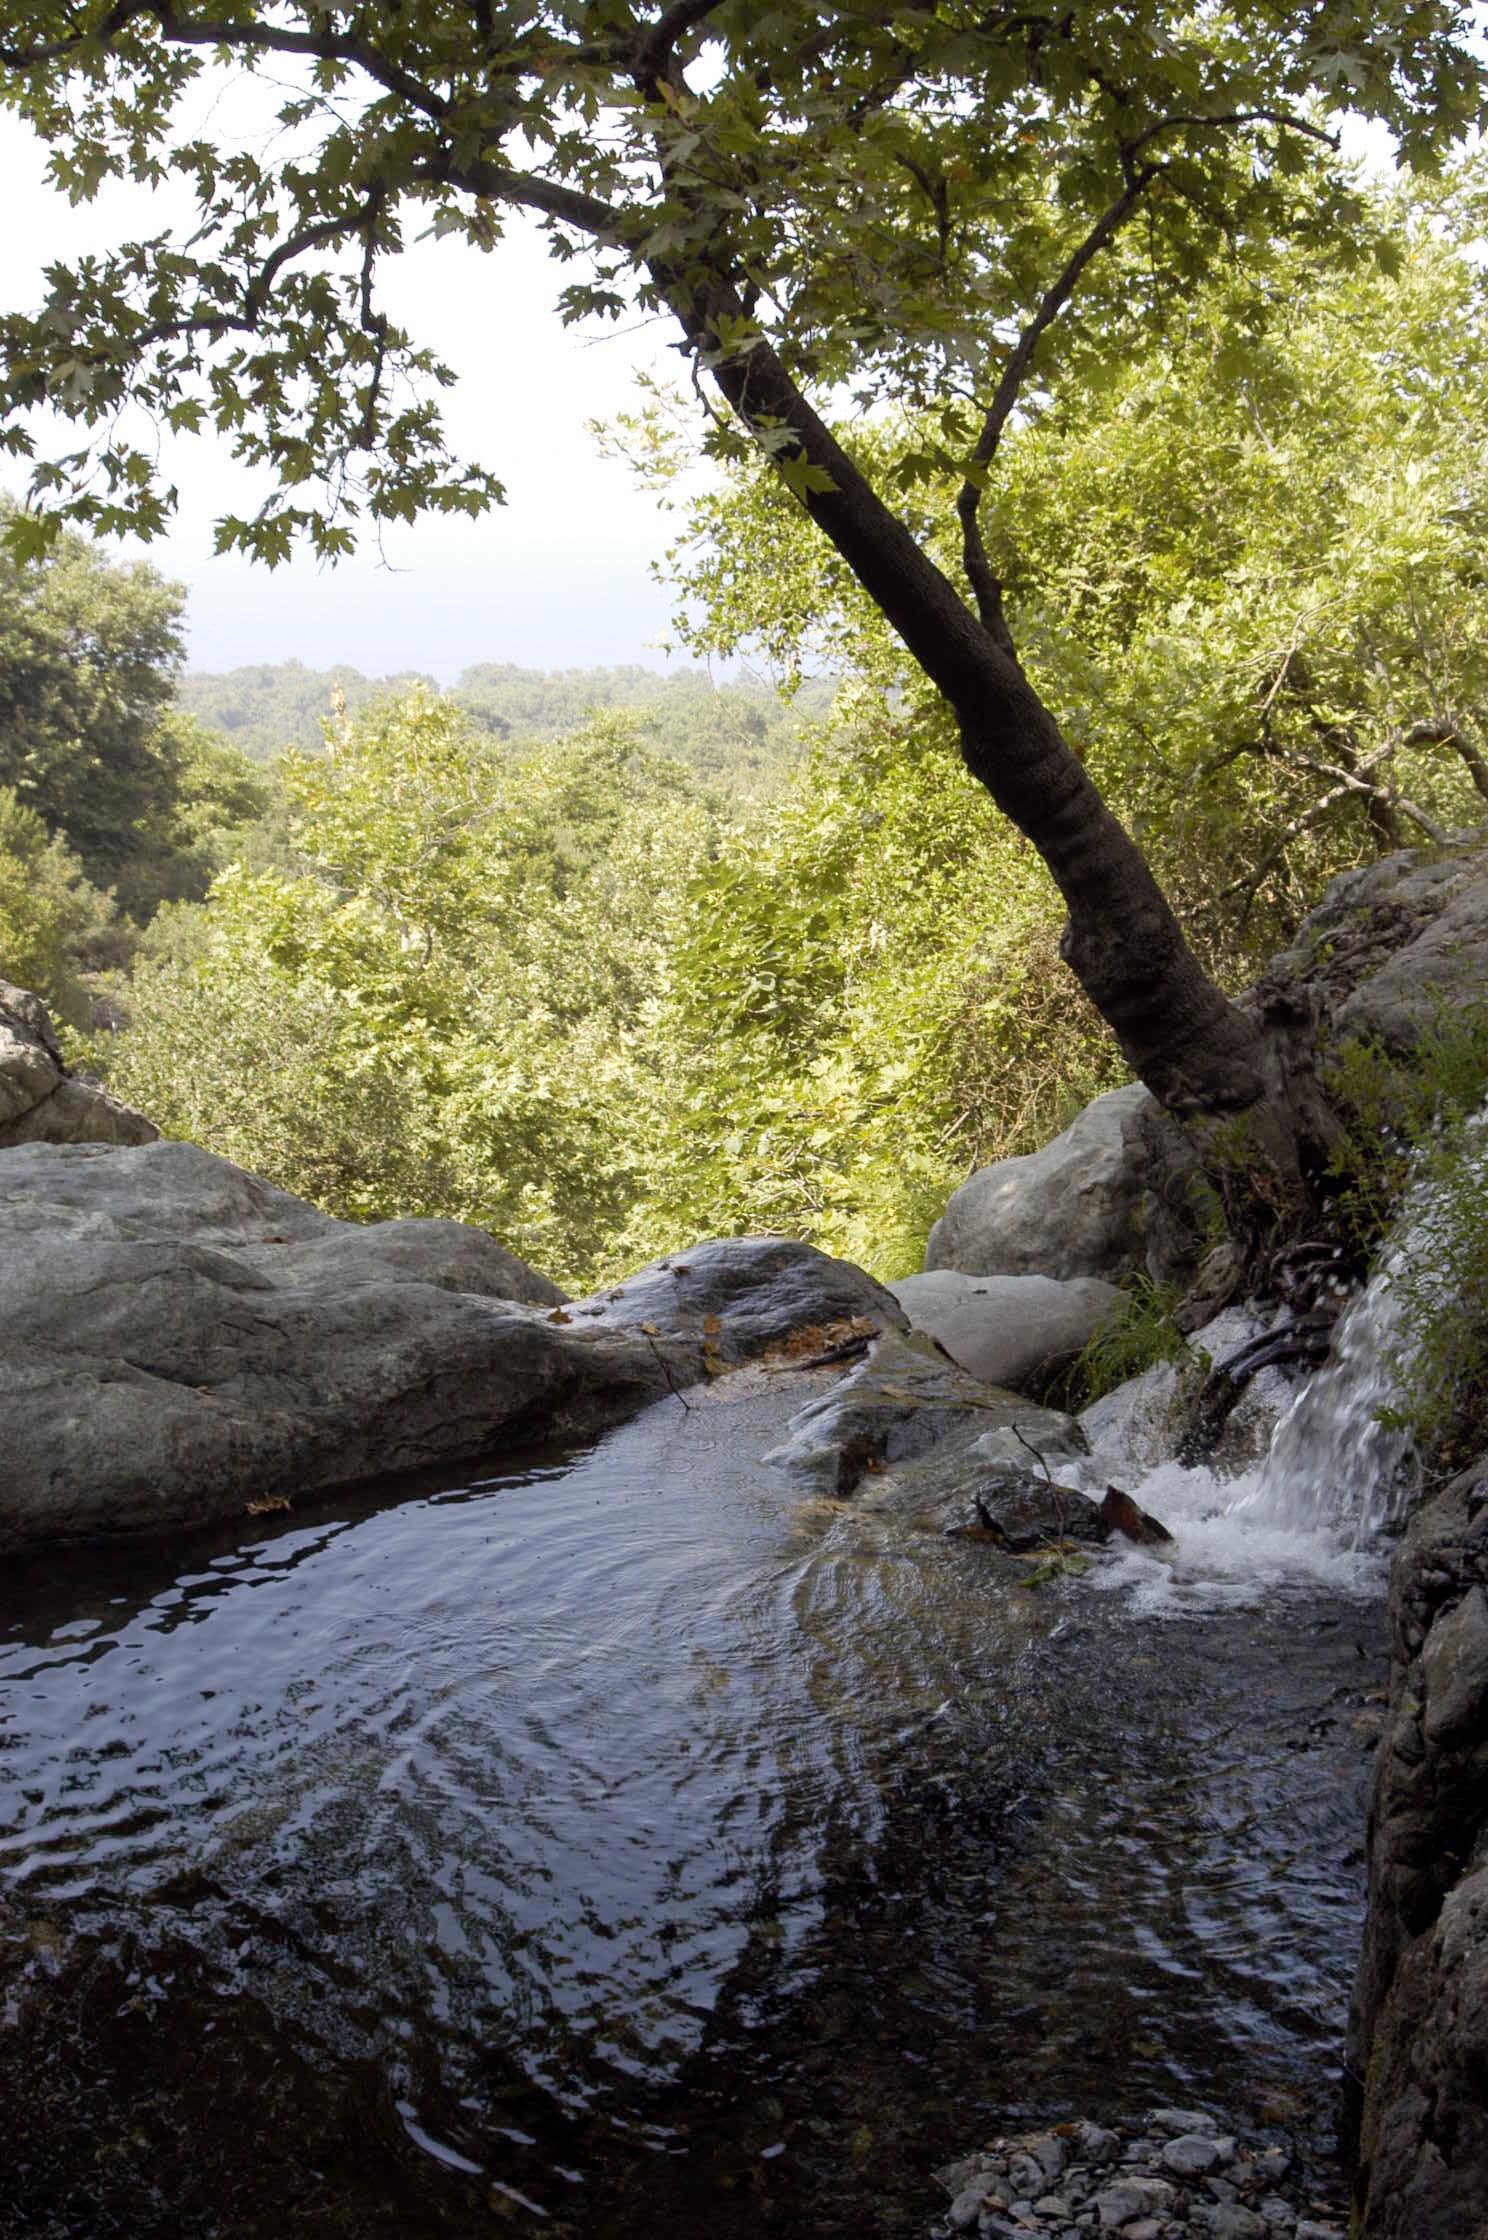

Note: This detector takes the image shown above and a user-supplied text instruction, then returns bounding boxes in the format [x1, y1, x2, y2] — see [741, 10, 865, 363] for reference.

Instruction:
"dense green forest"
[178, 659, 825, 791]
[3, 170, 1486, 1288]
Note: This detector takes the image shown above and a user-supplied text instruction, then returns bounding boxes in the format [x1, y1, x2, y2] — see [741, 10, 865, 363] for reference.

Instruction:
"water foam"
[1058, 1245, 1429, 1615]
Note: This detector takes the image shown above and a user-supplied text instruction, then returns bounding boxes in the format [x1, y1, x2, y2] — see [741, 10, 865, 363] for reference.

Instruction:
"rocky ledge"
[931, 2108, 1347, 2240]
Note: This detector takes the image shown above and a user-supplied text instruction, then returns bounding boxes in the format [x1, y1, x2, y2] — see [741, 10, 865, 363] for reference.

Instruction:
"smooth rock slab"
[0, 1140, 662, 1551]
[890, 1270, 1124, 1393]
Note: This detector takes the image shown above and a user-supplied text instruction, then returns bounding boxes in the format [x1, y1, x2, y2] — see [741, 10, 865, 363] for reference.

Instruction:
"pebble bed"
[930, 2106, 1348, 2240]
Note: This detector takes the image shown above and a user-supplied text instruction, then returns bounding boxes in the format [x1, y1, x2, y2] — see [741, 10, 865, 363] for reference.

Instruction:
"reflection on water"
[0, 1379, 1382, 2237]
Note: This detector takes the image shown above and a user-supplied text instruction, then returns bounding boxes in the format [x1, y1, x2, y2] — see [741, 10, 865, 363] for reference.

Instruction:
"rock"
[948, 2186, 986, 2231]
[1348, 1451, 1488, 2238]
[1421, 1581, 1488, 1748]
[0, 980, 157, 1148]
[571, 1234, 907, 1373]
[1096, 1485, 1174, 1547]
[924, 1085, 1212, 1288]
[962, 1470, 1111, 1552]
[1161, 2134, 1223, 2177]
[890, 1270, 1125, 1394]
[0, 1139, 684, 1552]
[1196, 2206, 1266, 2240]
[1262, 842, 1488, 1054]
[1091, 2177, 1174, 2229]
[763, 1329, 1049, 1499]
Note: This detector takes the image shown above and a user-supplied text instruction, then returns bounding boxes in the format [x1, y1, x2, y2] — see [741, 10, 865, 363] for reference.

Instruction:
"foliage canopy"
[0, 2, 1480, 570]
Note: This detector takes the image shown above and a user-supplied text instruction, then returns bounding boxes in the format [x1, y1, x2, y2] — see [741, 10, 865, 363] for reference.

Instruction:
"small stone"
[1205, 2177, 1239, 2204]
[1010, 2154, 1048, 2198]
[1296, 2224, 1344, 2239]
[949, 2186, 985, 2230]
[1162, 2134, 1224, 2177]
[1198, 2206, 1268, 2240]
[1092, 2178, 1174, 2229]
[1125, 2223, 1164, 2240]
[1150, 2107, 1218, 2135]
[1032, 2136, 1070, 2183]
[1254, 2146, 1292, 2183]
[1034, 2199, 1073, 2221]
[1259, 2197, 1294, 2225]
[1074, 2124, 1123, 2168]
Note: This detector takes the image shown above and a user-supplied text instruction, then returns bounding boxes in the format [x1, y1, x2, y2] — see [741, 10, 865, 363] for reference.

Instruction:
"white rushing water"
[1057, 1251, 1425, 1618]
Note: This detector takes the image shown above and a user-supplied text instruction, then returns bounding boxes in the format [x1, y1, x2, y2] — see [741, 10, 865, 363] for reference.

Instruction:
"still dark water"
[0, 1376, 1382, 2237]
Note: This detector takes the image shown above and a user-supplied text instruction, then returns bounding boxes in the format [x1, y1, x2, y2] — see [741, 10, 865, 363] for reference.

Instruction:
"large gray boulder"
[0, 980, 157, 1148]
[0, 1140, 669, 1551]
[891, 1269, 1123, 1393]
[1348, 1451, 1488, 2238]
[924, 1084, 1209, 1286]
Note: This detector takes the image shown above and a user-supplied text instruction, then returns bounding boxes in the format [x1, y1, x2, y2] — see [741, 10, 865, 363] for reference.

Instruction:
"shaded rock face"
[0, 980, 157, 1148]
[0, 1140, 665, 1552]
[1261, 843, 1488, 1056]
[1348, 1452, 1488, 2240]
[571, 1235, 907, 1375]
[924, 1083, 1211, 1288]
[891, 1269, 1123, 1394]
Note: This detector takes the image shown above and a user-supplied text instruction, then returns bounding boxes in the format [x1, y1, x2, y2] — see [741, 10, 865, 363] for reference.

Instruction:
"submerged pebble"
[931, 2111, 1345, 2240]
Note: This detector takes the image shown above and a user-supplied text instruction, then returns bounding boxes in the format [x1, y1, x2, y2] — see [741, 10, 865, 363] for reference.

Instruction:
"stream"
[0, 1330, 1395, 2238]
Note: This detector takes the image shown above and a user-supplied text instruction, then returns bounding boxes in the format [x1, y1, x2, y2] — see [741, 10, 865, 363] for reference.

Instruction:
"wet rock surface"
[931, 2110, 1348, 2240]
[763, 1328, 1080, 1498]
[571, 1233, 907, 1372]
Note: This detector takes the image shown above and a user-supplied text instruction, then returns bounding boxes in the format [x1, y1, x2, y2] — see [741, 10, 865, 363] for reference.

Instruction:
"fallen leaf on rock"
[245, 1493, 291, 1516]
[547, 1307, 572, 1325]
[701, 1312, 722, 1335]
[639, 1320, 662, 1335]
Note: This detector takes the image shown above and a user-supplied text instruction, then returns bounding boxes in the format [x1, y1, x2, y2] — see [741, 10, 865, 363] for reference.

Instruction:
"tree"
[664, 162, 1488, 960]
[0, 504, 271, 916]
[2, 2, 1483, 1234]
[107, 692, 713, 1282]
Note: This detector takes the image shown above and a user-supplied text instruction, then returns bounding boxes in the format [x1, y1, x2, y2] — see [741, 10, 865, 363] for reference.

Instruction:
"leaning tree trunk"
[672, 288, 1343, 1246]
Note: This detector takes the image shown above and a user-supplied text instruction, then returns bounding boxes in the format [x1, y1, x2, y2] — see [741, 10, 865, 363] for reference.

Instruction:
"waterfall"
[1232, 1246, 1419, 1544]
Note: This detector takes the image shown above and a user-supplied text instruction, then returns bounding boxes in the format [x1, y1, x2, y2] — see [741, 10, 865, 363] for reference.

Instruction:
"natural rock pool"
[0, 1371, 1385, 2237]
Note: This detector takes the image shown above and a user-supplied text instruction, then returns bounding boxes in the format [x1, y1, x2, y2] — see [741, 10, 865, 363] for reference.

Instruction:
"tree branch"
[1406, 717, 1488, 805]
[1, 4, 452, 124]
[953, 102, 1338, 642]
[409, 155, 628, 244]
[633, 0, 729, 92]
[955, 162, 1156, 643]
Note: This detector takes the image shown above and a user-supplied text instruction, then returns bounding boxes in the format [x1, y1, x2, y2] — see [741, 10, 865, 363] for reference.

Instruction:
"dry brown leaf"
[547, 1307, 572, 1325]
[245, 1493, 291, 1516]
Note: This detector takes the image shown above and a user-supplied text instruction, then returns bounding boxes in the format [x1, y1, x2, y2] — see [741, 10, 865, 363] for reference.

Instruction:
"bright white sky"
[0, 98, 687, 681]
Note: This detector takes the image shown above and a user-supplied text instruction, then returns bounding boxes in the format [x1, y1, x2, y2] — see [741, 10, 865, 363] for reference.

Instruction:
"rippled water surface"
[0, 1375, 1383, 2237]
